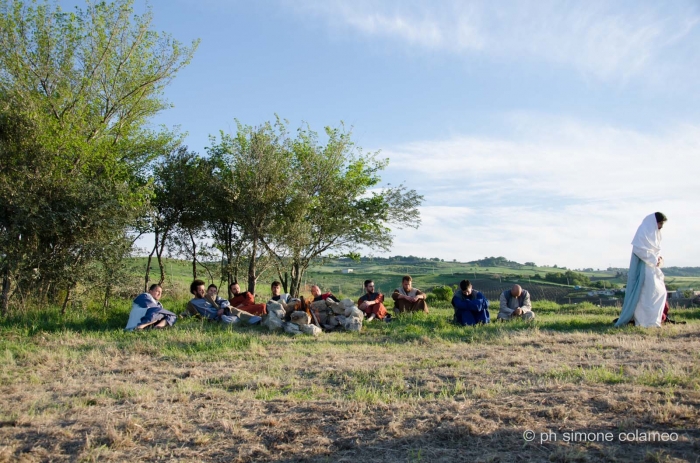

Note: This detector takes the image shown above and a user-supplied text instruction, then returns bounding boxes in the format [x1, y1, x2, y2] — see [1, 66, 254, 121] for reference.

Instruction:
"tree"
[544, 270, 591, 287]
[0, 0, 197, 313]
[207, 119, 292, 295]
[263, 123, 423, 297]
[143, 146, 206, 289]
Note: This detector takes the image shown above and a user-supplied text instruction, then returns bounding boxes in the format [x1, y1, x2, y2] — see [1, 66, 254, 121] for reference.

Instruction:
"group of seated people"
[451, 279, 535, 326]
[125, 275, 536, 330]
[326, 275, 430, 322]
[184, 280, 264, 325]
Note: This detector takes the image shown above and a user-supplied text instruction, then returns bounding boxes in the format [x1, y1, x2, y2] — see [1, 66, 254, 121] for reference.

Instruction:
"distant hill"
[664, 267, 700, 277]
[466, 256, 524, 268]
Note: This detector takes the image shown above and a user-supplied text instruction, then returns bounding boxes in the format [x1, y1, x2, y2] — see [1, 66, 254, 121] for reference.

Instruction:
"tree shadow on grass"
[537, 320, 617, 333]
[673, 307, 700, 321]
[7, 416, 697, 463]
[0, 307, 128, 334]
[277, 427, 700, 463]
[0, 305, 267, 337]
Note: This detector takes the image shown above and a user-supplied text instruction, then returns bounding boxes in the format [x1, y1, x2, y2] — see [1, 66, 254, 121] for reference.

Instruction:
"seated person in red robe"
[228, 282, 267, 316]
[310, 284, 340, 303]
[357, 279, 388, 321]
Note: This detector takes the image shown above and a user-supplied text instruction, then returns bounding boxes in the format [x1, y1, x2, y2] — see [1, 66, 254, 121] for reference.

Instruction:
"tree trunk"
[227, 226, 240, 296]
[228, 253, 242, 298]
[281, 271, 289, 294]
[224, 240, 234, 298]
[61, 287, 71, 315]
[145, 240, 157, 292]
[289, 260, 302, 298]
[156, 230, 168, 286]
[189, 230, 197, 279]
[247, 237, 257, 295]
[1, 268, 10, 315]
[225, 262, 233, 297]
[103, 285, 111, 311]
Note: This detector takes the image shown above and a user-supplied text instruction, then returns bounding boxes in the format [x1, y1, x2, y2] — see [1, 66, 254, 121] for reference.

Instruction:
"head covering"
[631, 213, 662, 254]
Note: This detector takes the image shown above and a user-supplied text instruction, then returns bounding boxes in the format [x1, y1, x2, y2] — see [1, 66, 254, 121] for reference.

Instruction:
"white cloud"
[379, 116, 700, 268]
[288, 0, 700, 84]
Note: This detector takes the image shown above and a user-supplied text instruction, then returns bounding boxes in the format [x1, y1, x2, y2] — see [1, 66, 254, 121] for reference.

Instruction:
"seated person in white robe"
[269, 280, 291, 304]
[125, 284, 176, 331]
[498, 284, 535, 321]
[268, 280, 293, 315]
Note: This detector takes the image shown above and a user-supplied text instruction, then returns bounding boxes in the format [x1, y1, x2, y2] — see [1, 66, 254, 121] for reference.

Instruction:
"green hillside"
[125, 256, 700, 302]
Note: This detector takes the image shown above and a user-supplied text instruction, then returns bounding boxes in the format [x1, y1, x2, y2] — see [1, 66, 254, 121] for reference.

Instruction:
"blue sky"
[62, 0, 700, 268]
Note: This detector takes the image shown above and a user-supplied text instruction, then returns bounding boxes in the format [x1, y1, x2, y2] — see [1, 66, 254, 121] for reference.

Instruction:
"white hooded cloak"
[630, 214, 666, 327]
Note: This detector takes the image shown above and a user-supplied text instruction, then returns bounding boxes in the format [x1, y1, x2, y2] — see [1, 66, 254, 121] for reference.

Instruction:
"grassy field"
[127, 257, 633, 303]
[125, 257, 700, 305]
[1, 298, 699, 462]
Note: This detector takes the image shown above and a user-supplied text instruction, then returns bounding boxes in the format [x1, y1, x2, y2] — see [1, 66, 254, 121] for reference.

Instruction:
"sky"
[61, 0, 700, 269]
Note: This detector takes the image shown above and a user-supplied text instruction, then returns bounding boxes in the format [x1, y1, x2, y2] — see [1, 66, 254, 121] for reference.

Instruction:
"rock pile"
[263, 297, 364, 335]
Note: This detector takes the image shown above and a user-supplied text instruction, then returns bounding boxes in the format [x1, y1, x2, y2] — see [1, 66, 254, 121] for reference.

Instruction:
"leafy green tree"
[143, 146, 207, 289]
[0, 0, 197, 313]
[207, 119, 292, 295]
[263, 123, 423, 297]
[544, 270, 591, 287]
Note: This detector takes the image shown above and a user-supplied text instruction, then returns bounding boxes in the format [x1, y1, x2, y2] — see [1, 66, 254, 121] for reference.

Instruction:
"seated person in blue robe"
[451, 279, 490, 326]
[126, 284, 177, 331]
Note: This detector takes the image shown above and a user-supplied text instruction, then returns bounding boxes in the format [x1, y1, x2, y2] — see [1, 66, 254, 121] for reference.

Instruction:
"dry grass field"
[1, 301, 699, 462]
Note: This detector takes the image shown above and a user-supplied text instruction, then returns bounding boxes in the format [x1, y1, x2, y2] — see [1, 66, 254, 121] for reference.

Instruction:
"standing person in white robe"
[615, 212, 667, 328]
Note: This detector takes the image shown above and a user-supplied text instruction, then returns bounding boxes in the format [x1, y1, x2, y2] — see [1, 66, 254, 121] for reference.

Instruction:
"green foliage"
[205, 119, 424, 297]
[544, 270, 591, 287]
[469, 256, 522, 268]
[592, 280, 619, 289]
[664, 267, 700, 277]
[0, 0, 197, 313]
[431, 285, 453, 302]
[206, 118, 293, 294]
[146, 146, 213, 287]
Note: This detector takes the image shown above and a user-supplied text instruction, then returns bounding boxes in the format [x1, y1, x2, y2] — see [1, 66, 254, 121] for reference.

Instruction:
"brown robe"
[357, 292, 388, 319]
[392, 288, 429, 314]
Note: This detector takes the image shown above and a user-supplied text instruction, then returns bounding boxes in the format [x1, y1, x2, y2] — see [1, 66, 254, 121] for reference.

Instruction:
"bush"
[544, 270, 591, 286]
[431, 285, 453, 302]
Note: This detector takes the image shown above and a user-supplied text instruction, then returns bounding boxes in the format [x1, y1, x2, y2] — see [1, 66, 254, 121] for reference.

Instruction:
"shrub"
[431, 285, 453, 302]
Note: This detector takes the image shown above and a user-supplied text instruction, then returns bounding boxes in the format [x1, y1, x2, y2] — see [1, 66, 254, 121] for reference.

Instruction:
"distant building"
[341, 269, 354, 274]
[588, 290, 614, 297]
[668, 289, 700, 299]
